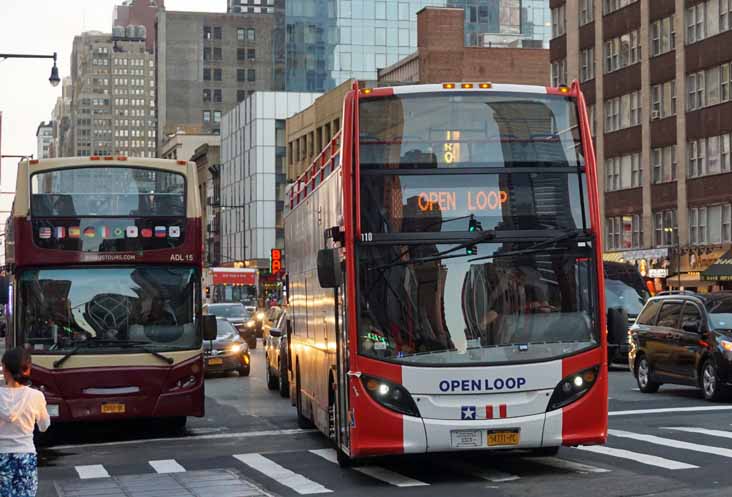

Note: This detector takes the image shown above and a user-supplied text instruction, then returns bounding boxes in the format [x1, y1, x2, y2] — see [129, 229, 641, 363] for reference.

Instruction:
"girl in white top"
[0, 347, 51, 497]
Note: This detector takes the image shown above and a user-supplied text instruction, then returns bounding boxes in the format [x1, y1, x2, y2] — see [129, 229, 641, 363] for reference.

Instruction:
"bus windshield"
[31, 167, 185, 218]
[18, 267, 199, 353]
[358, 243, 598, 366]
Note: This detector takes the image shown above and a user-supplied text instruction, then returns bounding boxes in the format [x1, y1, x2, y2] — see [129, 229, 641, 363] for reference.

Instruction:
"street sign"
[271, 248, 283, 273]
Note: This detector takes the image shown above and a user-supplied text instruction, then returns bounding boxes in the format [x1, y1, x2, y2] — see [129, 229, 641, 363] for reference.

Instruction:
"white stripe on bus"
[234, 453, 332, 494]
[309, 449, 429, 487]
[576, 446, 698, 470]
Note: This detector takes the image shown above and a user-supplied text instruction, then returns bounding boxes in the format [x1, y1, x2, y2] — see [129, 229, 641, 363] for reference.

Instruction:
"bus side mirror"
[0, 277, 9, 306]
[607, 307, 629, 345]
[202, 315, 218, 341]
[317, 248, 342, 288]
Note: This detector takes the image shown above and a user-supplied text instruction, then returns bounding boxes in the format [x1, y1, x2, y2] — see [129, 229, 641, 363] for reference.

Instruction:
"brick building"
[550, 0, 732, 290]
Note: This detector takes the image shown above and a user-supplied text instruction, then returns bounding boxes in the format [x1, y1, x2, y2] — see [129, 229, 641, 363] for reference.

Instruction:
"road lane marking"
[234, 453, 332, 494]
[310, 448, 429, 487]
[441, 459, 519, 482]
[532, 457, 610, 473]
[75, 464, 110, 479]
[609, 429, 732, 458]
[609, 405, 732, 416]
[576, 445, 698, 470]
[50, 428, 317, 450]
[665, 427, 732, 439]
[149, 459, 186, 473]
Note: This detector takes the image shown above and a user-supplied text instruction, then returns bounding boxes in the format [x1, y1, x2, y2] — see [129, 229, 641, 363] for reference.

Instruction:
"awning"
[701, 250, 732, 281]
[667, 273, 715, 288]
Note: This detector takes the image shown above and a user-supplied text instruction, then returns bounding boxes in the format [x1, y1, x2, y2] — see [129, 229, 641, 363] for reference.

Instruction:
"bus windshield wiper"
[52, 340, 112, 368]
[110, 340, 176, 365]
[369, 230, 497, 271]
[53, 339, 174, 368]
[467, 230, 586, 263]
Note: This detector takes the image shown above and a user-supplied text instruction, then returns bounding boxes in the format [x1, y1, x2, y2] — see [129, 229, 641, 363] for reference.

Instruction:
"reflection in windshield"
[605, 279, 647, 316]
[207, 304, 248, 319]
[707, 297, 732, 329]
[19, 267, 199, 353]
[358, 243, 597, 366]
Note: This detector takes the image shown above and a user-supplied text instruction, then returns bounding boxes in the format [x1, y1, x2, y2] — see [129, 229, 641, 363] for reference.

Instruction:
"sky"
[0, 0, 227, 194]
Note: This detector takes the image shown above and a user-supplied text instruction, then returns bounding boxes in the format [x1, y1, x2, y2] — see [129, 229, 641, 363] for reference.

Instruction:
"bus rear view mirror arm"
[317, 248, 342, 288]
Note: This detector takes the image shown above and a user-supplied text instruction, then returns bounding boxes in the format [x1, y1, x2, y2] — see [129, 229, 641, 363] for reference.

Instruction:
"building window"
[247, 28, 255, 41]
[237, 69, 246, 81]
[579, 0, 593, 26]
[213, 111, 222, 123]
[248, 48, 256, 61]
[203, 110, 211, 123]
[238, 48, 246, 61]
[237, 90, 247, 102]
[603, 0, 638, 15]
[203, 26, 212, 40]
[690, 205, 729, 245]
[580, 47, 595, 82]
[213, 26, 222, 40]
[237, 28, 246, 41]
[203, 89, 211, 103]
[203, 68, 211, 81]
[604, 30, 641, 73]
[551, 5, 566, 38]
[604, 91, 640, 132]
[588, 104, 596, 136]
[654, 209, 678, 247]
[652, 145, 677, 184]
[687, 71, 705, 110]
[214, 68, 222, 81]
[650, 15, 676, 57]
[247, 69, 256, 82]
[606, 153, 642, 191]
[651, 80, 676, 119]
[551, 59, 567, 86]
[723, 0, 732, 31]
[213, 47, 222, 61]
[606, 215, 642, 250]
[688, 138, 706, 177]
[686, 3, 706, 44]
[688, 133, 732, 177]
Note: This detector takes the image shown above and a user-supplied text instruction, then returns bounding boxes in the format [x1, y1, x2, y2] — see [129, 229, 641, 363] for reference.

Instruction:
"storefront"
[701, 250, 732, 290]
[667, 247, 729, 293]
[602, 248, 670, 294]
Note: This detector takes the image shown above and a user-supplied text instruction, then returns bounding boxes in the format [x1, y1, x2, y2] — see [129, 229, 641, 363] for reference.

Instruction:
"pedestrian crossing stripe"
[234, 453, 333, 494]
[310, 449, 429, 487]
[576, 445, 699, 470]
[609, 429, 732, 459]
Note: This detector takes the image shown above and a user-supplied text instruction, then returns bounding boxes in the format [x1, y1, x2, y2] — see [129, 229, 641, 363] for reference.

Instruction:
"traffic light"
[467, 216, 481, 255]
[466, 245, 477, 256]
[205, 286, 211, 298]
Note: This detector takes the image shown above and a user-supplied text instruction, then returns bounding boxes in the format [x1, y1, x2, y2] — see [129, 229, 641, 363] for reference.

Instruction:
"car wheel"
[702, 360, 726, 401]
[296, 366, 314, 429]
[266, 360, 278, 390]
[238, 365, 250, 377]
[278, 359, 289, 398]
[636, 356, 660, 393]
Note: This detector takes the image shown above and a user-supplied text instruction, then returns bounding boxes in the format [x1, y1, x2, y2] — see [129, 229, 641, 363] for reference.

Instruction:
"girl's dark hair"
[2, 347, 32, 385]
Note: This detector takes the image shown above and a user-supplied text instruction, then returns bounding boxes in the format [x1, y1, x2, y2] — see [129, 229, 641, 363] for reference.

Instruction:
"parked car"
[203, 303, 256, 348]
[264, 308, 289, 397]
[629, 291, 732, 401]
[204, 318, 250, 376]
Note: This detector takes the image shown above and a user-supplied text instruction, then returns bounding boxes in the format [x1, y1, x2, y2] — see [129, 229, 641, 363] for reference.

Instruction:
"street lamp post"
[0, 52, 60, 87]
[664, 227, 681, 289]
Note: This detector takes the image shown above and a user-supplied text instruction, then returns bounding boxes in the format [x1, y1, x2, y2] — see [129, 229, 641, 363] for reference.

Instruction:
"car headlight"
[547, 366, 599, 411]
[256, 312, 265, 321]
[229, 343, 242, 354]
[247, 320, 255, 328]
[361, 374, 420, 417]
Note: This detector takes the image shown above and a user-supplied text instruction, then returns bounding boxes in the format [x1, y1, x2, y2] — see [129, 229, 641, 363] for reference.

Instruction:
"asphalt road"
[21, 347, 732, 497]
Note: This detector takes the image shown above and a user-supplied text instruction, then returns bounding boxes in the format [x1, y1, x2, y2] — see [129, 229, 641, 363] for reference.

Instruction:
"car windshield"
[208, 304, 248, 319]
[706, 296, 732, 329]
[605, 279, 647, 316]
[357, 242, 598, 366]
[18, 267, 199, 353]
[216, 319, 238, 339]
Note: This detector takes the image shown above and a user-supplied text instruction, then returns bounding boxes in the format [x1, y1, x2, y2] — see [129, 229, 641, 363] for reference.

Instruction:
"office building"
[220, 91, 320, 267]
[51, 77, 73, 158]
[551, 0, 732, 290]
[156, 10, 279, 148]
[69, 30, 156, 158]
[36, 122, 54, 159]
[448, 0, 551, 47]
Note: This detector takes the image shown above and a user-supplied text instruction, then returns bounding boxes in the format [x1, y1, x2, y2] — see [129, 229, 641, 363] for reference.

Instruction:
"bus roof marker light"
[559, 85, 570, 94]
[443, 83, 456, 89]
[461, 83, 474, 89]
[103, 156, 114, 161]
[117, 156, 127, 161]
[29, 160, 39, 165]
[177, 160, 187, 166]
[90, 156, 101, 161]
[479, 83, 492, 89]
[361, 88, 373, 94]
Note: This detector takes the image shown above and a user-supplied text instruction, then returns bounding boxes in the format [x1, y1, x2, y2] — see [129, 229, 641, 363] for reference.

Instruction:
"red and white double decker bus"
[3, 157, 215, 429]
[285, 81, 607, 465]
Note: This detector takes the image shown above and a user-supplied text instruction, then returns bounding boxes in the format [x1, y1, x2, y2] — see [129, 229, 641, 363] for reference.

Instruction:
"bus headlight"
[361, 375, 420, 417]
[547, 366, 599, 411]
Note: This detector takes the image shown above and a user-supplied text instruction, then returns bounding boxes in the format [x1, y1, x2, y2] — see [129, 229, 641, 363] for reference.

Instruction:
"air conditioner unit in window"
[651, 110, 660, 120]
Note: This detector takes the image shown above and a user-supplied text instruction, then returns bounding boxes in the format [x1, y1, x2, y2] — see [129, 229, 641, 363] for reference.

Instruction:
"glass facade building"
[447, 0, 550, 48]
[286, 1, 551, 92]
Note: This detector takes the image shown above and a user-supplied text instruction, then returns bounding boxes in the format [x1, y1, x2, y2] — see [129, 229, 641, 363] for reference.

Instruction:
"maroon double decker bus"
[3, 156, 214, 430]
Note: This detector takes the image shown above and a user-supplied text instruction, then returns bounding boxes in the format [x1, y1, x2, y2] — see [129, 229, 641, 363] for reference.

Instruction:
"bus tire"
[278, 358, 289, 398]
[296, 365, 314, 429]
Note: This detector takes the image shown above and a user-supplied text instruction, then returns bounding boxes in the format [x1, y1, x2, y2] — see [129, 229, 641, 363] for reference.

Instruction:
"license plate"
[487, 430, 520, 446]
[47, 404, 59, 417]
[208, 358, 224, 366]
[451, 430, 483, 448]
[101, 403, 126, 414]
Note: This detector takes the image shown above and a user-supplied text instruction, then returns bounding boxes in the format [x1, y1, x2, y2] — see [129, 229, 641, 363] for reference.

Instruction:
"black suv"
[629, 291, 732, 401]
